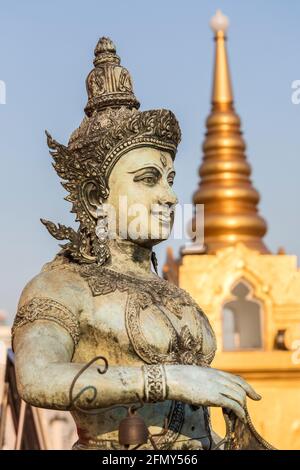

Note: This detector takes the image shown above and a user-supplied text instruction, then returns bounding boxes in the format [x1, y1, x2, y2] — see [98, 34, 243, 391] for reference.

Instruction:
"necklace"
[78, 262, 193, 319]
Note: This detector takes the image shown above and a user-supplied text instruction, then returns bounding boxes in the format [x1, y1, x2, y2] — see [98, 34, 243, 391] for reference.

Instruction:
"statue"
[12, 37, 269, 450]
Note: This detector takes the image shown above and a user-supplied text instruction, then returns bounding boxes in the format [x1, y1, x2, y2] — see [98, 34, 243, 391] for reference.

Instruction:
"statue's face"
[105, 147, 177, 247]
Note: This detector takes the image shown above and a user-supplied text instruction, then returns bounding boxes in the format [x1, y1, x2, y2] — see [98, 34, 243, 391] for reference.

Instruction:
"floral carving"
[12, 297, 80, 348]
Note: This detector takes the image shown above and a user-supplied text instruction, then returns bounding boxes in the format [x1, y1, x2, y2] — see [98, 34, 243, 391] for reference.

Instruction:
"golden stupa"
[164, 10, 300, 450]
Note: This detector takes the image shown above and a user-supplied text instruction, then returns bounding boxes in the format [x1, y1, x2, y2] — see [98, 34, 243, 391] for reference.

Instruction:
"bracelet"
[142, 364, 167, 403]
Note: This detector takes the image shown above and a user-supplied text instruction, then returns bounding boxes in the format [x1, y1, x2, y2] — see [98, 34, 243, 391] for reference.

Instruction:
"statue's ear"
[81, 180, 101, 219]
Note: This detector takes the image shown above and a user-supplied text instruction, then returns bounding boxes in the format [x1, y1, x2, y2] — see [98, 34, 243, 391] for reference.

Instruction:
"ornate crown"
[42, 37, 181, 264]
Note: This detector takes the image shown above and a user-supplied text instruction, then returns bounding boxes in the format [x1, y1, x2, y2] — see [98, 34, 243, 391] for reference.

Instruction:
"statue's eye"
[142, 176, 157, 185]
[167, 171, 175, 187]
[133, 170, 160, 186]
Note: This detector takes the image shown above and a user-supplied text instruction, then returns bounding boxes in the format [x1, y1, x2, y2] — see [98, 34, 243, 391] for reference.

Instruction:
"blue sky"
[0, 0, 299, 323]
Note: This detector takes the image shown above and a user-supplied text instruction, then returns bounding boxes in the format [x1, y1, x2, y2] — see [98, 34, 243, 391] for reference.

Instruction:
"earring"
[151, 251, 158, 274]
[93, 204, 110, 265]
[95, 205, 108, 239]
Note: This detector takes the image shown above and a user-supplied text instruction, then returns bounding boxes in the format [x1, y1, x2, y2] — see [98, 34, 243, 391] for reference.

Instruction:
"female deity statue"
[12, 38, 265, 450]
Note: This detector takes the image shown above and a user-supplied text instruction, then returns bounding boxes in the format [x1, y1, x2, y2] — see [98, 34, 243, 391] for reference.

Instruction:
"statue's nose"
[158, 183, 178, 207]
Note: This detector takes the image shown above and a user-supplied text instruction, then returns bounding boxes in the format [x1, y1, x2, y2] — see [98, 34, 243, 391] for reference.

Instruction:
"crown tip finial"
[210, 9, 229, 34]
[95, 37, 116, 55]
[94, 37, 120, 66]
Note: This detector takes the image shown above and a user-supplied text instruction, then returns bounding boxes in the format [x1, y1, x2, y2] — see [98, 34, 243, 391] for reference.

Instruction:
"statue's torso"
[44, 257, 217, 450]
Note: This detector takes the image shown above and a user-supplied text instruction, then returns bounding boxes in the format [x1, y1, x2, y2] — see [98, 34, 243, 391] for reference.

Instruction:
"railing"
[0, 349, 48, 450]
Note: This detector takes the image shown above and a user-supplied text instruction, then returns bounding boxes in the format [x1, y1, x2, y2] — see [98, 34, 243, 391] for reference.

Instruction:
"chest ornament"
[78, 264, 216, 367]
[79, 264, 194, 318]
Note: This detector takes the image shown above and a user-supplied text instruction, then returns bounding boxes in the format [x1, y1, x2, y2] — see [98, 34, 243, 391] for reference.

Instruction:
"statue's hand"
[166, 365, 261, 423]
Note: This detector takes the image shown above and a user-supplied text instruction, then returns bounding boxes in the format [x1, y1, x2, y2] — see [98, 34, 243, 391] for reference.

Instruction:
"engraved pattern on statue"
[143, 365, 167, 403]
[155, 401, 185, 450]
[79, 263, 201, 319]
[125, 293, 214, 367]
[125, 292, 180, 365]
[12, 297, 80, 346]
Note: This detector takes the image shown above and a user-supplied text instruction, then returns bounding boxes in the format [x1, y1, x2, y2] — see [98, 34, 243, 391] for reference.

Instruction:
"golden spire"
[210, 10, 233, 110]
[192, 10, 269, 254]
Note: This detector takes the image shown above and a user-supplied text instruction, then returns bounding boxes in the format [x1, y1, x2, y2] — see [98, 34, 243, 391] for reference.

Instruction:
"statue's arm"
[14, 320, 260, 420]
[14, 321, 146, 410]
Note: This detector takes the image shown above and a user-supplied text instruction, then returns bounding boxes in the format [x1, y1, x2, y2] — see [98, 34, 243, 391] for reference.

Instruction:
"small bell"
[118, 406, 149, 448]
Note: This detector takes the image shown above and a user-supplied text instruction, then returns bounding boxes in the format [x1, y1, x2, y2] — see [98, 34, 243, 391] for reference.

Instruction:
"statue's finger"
[218, 371, 261, 401]
[234, 376, 261, 401]
[220, 394, 246, 423]
[222, 384, 246, 408]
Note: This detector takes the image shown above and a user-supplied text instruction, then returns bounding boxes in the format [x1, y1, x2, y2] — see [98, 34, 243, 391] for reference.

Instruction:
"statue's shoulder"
[18, 254, 91, 310]
[41, 253, 80, 275]
[12, 255, 92, 349]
